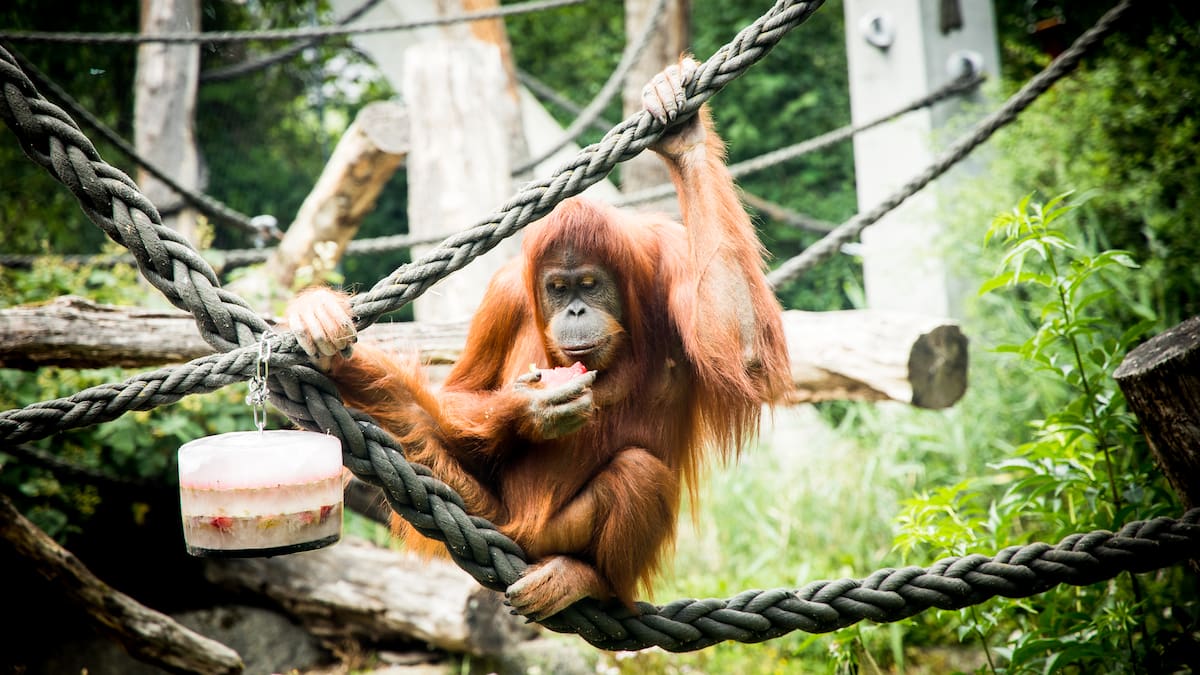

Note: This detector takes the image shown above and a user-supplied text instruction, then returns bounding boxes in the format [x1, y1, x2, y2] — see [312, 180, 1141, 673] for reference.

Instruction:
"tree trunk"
[135, 0, 203, 246]
[620, 0, 691, 197]
[1114, 315, 1200, 509]
[203, 536, 535, 657]
[0, 297, 968, 409]
[404, 40, 519, 324]
[228, 101, 409, 308]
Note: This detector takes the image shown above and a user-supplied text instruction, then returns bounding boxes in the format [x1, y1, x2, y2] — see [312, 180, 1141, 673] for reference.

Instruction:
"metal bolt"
[860, 11, 895, 50]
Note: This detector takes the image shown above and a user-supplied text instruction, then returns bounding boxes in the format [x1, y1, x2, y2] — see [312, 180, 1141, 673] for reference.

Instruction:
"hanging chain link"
[246, 330, 276, 432]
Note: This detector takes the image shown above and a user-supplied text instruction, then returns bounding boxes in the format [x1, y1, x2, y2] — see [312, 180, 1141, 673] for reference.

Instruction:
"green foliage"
[0, 254, 262, 545]
[0, 254, 140, 309]
[0, 2, 138, 255]
[892, 195, 1194, 674]
[693, 0, 860, 312]
[986, 5, 1200, 328]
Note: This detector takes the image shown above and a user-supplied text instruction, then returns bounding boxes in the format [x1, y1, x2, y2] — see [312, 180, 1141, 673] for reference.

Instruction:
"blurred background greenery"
[2, 1, 1198, 672]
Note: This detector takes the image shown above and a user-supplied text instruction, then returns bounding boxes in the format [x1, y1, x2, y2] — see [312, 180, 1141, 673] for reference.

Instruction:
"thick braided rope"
[540, 509, 1200, 651]
[0, 0, 585, 46]
[7, 0, 1189, 653]
[8, 45, 264, 239]
[766, 0, 1134, 288]
[349, 0, 826, 329]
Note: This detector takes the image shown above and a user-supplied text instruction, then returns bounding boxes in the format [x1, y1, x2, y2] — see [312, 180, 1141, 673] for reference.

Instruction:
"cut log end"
[909, 324, 969, 410]
[1114, 314, 1200, 509]
[1114, 315, 1200, 382]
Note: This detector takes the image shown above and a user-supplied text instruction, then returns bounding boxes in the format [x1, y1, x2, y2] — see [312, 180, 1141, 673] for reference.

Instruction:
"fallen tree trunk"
[0, 493, 244, 675]
[203, 535, 535, 657]
[1114, 314, 1200, 509]
[0, 296, 968, 409]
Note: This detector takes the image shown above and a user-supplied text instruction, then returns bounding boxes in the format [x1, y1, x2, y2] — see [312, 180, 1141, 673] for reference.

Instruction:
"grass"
[599, 405, 973, 674]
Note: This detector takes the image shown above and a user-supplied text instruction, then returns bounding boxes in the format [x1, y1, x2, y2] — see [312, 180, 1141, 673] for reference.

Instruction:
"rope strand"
[0, 0, 587, 46]
[4, 0, 1184, 653]
[767, 0, 1134, 289]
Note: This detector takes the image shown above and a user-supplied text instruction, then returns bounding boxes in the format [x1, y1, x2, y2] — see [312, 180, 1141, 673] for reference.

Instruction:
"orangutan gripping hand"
[286, 288, 357, 372]
[513, 368, 598, 441]
[285, 54, 790, 623]
[643, 56, 704, 161]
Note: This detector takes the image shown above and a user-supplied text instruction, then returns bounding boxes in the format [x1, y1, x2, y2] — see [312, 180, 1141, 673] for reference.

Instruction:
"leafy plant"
[893, 194, 1195, 673]
[0, 256, 266, 543]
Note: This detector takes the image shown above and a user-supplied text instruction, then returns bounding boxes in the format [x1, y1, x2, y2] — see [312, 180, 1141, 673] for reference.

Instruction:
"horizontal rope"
[0, 0, 585, 45]
[5, 0, 1178, 654]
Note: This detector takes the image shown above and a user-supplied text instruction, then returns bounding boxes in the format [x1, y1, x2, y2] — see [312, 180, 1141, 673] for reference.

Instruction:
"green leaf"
[1092, 249, 1140, 270]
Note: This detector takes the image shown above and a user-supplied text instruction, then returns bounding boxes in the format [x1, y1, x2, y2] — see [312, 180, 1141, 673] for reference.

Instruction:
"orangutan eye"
[579, 275, 596, 289]
[548, 278, 568, 293]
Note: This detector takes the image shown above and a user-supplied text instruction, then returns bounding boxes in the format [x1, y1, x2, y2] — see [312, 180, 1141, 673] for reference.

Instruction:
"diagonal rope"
[5, 0, 1187, 654]
[6, 45, 269, 240]
[0, 0, 587, 46]
[766, 0, 1134, 289]
[511, 0, 668, 175]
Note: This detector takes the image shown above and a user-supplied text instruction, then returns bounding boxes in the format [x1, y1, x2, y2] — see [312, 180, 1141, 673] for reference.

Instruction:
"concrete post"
[843, 0, 999, 316]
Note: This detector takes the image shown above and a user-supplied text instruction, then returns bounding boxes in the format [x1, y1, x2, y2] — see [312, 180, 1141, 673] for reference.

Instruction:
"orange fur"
[296, 105, 789, 614]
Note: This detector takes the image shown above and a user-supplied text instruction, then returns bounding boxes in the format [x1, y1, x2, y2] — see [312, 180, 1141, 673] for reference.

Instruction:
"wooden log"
[202, 535, 535, 656]
[0, 297, 968, 409]
[784, 309, 969, 409]
[619, 0, 691, 196]
[228, 101, 409, 305]
[1114, 315, 1200, 509]
[0, 296, 228, 370]
[0, 493, 244, 674]
[404, 40, 520, 324]
[135, 0, 203, 247]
